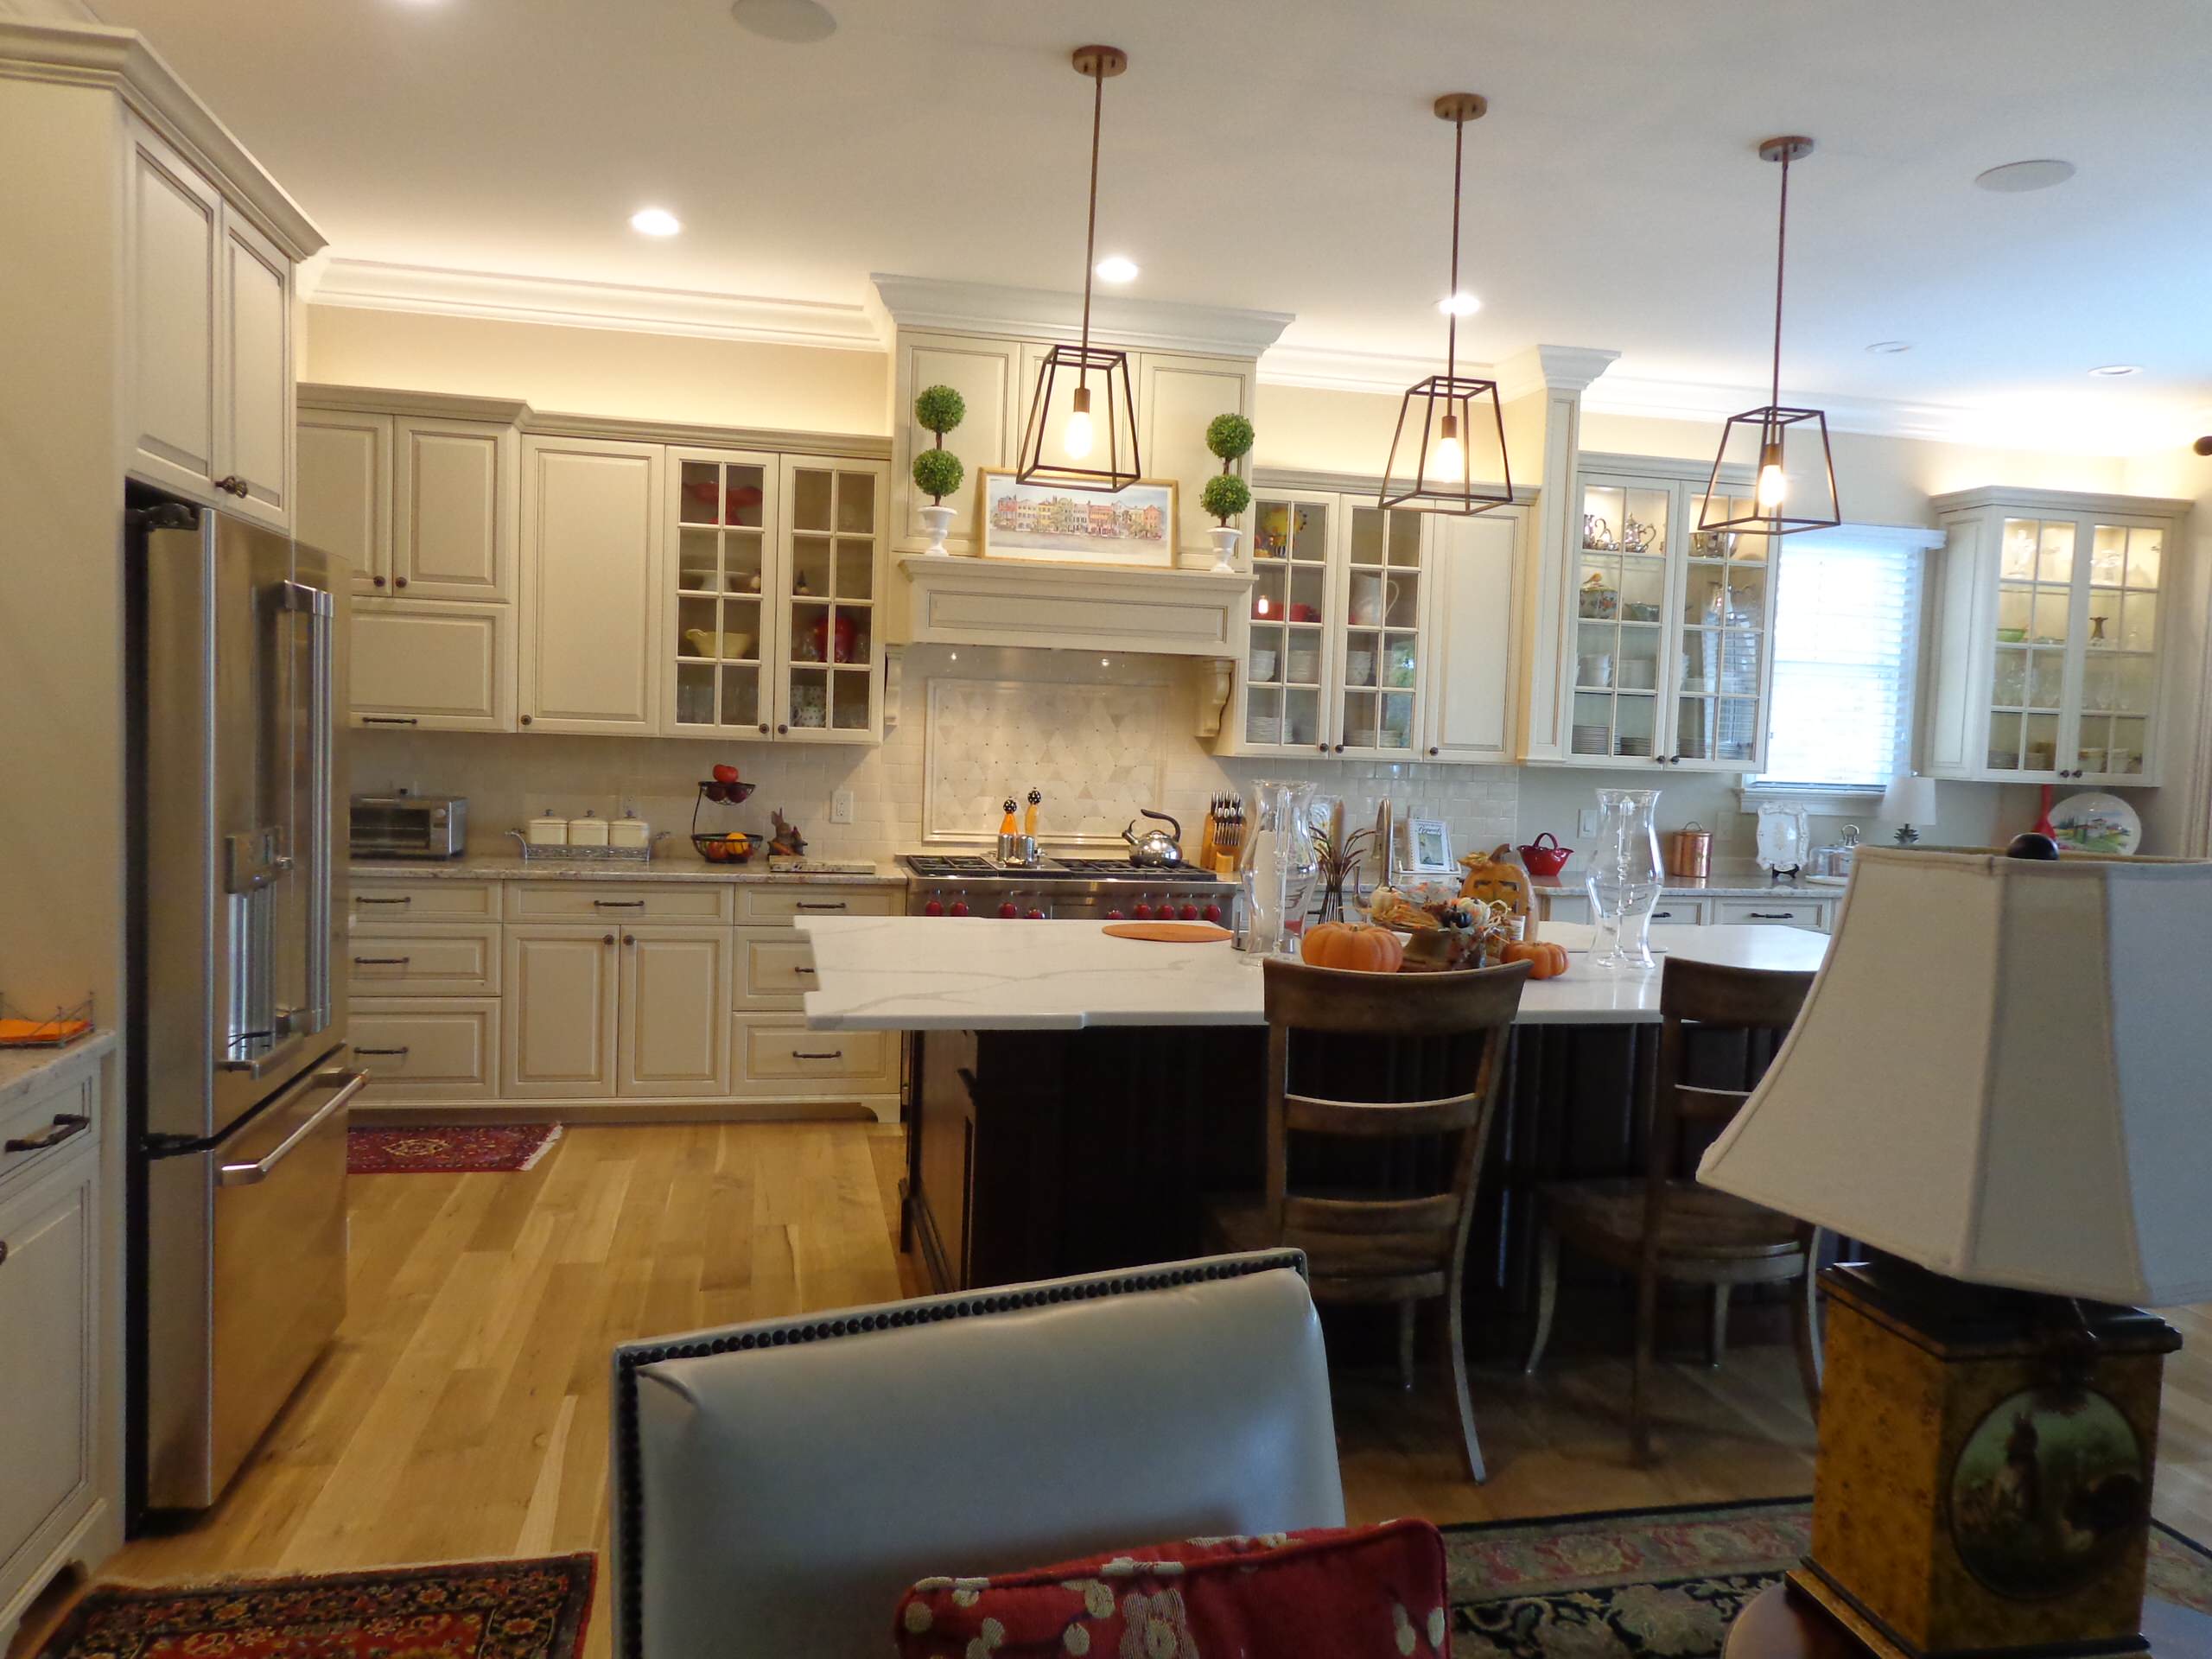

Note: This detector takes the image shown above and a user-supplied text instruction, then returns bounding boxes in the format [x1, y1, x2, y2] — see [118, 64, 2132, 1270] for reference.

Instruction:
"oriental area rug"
[347, 1122, 562, 1174]
[34, 1554, 594, 1659]
[1442, 1500, 2212, 1659]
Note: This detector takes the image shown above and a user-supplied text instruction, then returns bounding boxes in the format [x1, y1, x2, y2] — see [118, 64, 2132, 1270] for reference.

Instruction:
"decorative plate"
[2047, 791, 2142, 856]
[1756, 800, 1811, 874]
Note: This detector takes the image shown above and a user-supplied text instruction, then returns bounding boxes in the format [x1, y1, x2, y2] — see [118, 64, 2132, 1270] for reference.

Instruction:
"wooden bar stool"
[1204, 956, 1531, 1482]
[1523, 957, 1821, 1464]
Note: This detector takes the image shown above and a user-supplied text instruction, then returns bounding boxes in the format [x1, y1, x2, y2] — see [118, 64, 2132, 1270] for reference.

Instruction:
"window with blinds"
[1755, 532, 1924, 790]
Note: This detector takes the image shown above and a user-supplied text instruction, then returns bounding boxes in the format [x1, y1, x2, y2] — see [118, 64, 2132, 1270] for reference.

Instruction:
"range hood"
[890, 554, 1251, 659]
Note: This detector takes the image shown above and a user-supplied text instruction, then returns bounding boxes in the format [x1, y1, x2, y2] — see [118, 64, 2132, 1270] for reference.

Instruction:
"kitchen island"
[800, 918, 1828, 1348]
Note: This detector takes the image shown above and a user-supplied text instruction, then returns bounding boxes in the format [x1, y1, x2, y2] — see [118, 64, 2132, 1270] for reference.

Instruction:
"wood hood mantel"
[889, 553, 1252, 659]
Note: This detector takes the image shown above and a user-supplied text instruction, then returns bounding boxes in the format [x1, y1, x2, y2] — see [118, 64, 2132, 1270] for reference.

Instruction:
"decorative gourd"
[1301, 921, 1407, 974]
[1499, 939, 1569, 979]
[1459, 844, 1532, 918]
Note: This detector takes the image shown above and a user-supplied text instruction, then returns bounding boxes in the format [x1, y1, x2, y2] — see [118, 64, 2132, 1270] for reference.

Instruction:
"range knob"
[1177, 902, 1201, 921]
[1105, 908, 1125, 921]
[1201, 902, 1223, 925]
[1025, 907, 1046, 920]
[996, 900, 1020, 919]
[948, 899, 970, 918]
[1133, 901, 1155, 920]
[923, 897, 944, 917]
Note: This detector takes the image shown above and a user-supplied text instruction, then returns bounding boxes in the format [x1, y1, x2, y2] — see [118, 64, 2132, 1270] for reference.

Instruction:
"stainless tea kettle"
[1122, 809, 1185, 868]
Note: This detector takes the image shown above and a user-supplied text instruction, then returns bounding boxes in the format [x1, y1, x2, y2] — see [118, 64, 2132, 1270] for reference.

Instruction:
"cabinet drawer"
[738, 886, 899, 925]
[347, 923, 499, 996]
[734, 927, 817, 1012]
[732, 1017, 895, 1096]
[1714, 899, 1827, 928]
[0, 1067, 97, 1199]
[1646, 899, 1711, 925]
[351, 1000, 500, 1101]
[507, 881, 734, 925]
[0, 1158, 95, 1614]
[349, 880, 501, 923]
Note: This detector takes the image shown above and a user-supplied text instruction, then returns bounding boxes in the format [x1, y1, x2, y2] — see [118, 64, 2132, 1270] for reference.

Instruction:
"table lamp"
[1878, 772, 1939, 845]
[1699, 843, 2210, 1659]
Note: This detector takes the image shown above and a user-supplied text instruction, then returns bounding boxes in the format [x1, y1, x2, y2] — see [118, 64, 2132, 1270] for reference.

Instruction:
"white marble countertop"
[351, 855, 899, 887]
[0, 1029, 115, 1111]
[798, 919, 1828, 1032]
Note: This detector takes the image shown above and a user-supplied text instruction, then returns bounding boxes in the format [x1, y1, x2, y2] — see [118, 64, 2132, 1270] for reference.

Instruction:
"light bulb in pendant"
[1755, 438, 1788, 512]
[1432, 412, 1465, 484]
[1065, 386, 1094, 461]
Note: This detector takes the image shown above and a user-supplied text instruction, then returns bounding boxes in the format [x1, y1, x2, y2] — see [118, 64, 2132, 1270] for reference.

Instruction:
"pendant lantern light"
[1699, 137, 1840, 536]
[1017, 45, 1141, 493]
[1380, 93, 1512, 515]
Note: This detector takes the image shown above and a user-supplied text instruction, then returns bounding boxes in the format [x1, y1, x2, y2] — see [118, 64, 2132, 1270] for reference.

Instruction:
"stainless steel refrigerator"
[128, 499, 361, 1514]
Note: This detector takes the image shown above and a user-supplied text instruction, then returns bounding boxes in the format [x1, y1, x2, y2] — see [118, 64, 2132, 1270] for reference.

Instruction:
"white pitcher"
[1349, 575, 1402, 626]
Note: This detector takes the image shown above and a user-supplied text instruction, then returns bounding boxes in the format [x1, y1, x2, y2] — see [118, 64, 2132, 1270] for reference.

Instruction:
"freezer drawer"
[144, 1062, 364, 1510]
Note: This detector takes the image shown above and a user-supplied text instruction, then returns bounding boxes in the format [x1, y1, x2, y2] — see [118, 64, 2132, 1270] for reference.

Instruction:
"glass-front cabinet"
[664, 449, 889, 743]
[1924, 489, 2184, 785]
[1564, 461, 1778, 771]
[1230, 491, 1433, 758]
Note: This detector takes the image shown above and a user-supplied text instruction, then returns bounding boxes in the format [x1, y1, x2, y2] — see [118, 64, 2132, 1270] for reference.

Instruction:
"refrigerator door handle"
[216, 1067, 364, 1187]
[282, 579, 335, 1039]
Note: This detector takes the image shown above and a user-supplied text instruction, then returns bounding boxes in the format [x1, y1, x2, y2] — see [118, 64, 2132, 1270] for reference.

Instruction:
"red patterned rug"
[348, 1123, 563, 1174]
[35, 1554, 593, 1659]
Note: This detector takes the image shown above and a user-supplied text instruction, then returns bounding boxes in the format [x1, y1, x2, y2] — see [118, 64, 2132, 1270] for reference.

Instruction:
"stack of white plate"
[1287, 650, 1321, 684]
[1249, 715, 1282, 745]
[1615, 734, 1654, 758]
[1571, 723, 1610, 755]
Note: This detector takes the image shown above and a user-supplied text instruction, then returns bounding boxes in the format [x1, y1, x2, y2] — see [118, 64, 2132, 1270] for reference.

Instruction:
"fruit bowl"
[692, 833, 754, 864]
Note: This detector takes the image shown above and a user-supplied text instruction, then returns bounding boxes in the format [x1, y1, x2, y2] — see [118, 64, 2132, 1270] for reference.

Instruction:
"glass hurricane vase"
[1239, 779, 1319, 957]
[1586, 787, 1664, 969]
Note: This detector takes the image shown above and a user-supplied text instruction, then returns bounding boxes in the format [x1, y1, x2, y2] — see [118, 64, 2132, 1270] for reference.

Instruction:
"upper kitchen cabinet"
[1923, 488, 2190, 785]
[772, 456, 889, 743]
[297, 408, 391, 596]
[123, 112, 309, 531]
[1137, 353, 1253, 566]
[666, 448, 779, 737]
[519, 435, 665, 735]
[1421, 507, 1526, 763]
[889, 333, 1018, 556]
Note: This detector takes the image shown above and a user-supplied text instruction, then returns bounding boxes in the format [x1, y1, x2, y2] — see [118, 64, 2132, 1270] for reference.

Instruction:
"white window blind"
[1756, 532, 1923, 790]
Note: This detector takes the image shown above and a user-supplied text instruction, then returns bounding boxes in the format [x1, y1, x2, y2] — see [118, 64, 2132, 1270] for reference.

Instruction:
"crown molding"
[299, 382, 535, 426]
[308, 259, 886, 352]
[1256, 341, 1459, 397]
[0, 19, 325, 259]
[870, 273, 1294, 359]
[1496, 345, 1623, 402]
[526, 408, 888, 460]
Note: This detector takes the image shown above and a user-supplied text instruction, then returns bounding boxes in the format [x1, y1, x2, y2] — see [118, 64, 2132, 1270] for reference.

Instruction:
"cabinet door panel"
[1138, 353, 1252, 564]
[350, 602, 512, 731]
[124, 118, 220, 497]
[347, 924, 500, 997]
[520, 438, 664, 733]
[1423, 510, 1521, 761]
[501, 928, 620, 1097]
[297, 410, 391, 593]
[897, 337, 1015, 551]
[222, 212, 292, 528]
[619, 928, 734, 1097]
[396, 418, 515, 601]
[0, 1160, 94, 1606]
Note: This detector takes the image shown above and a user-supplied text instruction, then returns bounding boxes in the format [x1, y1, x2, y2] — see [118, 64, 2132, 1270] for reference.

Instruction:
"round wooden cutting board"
[1100, 921, 1233, 944]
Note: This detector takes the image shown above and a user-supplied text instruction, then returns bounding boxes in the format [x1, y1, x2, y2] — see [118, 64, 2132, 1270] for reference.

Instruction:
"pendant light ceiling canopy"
[1016, 44, 1141, 494]
[1700, 136, 1840, 537]
[1380, 92, 1512, 516]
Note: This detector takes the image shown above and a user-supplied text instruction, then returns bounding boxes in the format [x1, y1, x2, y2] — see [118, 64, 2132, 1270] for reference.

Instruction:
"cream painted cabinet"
[393, 416, 518, 601]
[889, 333, 1020, 555]
[123, 114, 295, 530]
[351, 1001, 501, 1103]
[519, 436, 664, 735]
[771, 456, 889, 743]
[1138, 353, 1253, 566]
[500, 926, 621, 1098]
[350, 602, 513, 733]
[1420, 507, 1525, 762]
[617, 927, 734, 1097]
[297, 410, 391, 597]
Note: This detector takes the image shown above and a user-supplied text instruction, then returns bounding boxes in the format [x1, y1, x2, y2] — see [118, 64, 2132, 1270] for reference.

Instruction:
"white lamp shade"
[1698, 848, 2212, 1306]
[1878, 772, 1937, 823]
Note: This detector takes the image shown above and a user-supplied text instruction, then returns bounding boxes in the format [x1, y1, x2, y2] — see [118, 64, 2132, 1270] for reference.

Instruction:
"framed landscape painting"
[976, 469, 1177, 569]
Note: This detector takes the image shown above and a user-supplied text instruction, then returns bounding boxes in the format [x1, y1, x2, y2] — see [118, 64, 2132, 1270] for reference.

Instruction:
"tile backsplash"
[348, 645, 1520, 870]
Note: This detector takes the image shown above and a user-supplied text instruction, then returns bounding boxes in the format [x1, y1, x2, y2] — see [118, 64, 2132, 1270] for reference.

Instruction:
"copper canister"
[1666, 822, 1712, 879]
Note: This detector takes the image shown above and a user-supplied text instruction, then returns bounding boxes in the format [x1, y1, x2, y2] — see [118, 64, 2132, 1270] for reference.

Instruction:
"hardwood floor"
[54, 1122, 2212, 1659]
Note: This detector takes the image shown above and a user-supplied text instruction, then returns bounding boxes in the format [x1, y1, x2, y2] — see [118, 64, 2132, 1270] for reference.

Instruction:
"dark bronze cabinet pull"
[593, 899, 645, 908]
[791, 1050, 844, 1061]
[1747, 911, 1796, 919]
[4, 1113, 90, 1154]
[359, 895, 412, 906]
[793, 965, 816, 976]
[362, 715, 418, 726]
[353, 956, 410, 966]
[353, 1046, 411, 1058]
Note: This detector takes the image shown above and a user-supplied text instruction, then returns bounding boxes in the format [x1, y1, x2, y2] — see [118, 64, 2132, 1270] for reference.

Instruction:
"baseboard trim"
[350, 1098, 899, 1128]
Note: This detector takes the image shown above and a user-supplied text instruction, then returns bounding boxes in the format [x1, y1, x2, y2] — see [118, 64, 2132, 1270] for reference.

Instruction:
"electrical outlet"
[830, 789, 855, 825]
[1578, 807, 1601, 836]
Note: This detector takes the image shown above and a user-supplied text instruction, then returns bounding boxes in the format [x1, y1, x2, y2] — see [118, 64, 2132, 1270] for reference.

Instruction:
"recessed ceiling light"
[1974, 159, 2075, 194]
[729, 0, 836, 42]
[1866, 340, 1913, 354]
[2088, 364, 2141, 378]
[629, 207, 682, 238]
[1094, 256, 1139, 284]
[1437, 291, 1481, 317]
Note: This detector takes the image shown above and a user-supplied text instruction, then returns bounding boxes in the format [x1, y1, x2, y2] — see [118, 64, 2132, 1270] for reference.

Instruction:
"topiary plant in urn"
[912, 385, 967, 556]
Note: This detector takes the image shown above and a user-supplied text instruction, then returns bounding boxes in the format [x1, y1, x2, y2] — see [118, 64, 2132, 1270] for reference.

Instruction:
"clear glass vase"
[1238, 779, 1319, 957]
[1586, 787, 1664, 969]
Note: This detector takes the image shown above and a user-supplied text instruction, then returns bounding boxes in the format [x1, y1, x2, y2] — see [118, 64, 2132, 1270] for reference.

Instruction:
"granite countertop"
[350, 855, 900, 887]
[0, 1029, 116, 1112]
[1532, 870, 1842, 901]
[796, 918, 1829, 1033]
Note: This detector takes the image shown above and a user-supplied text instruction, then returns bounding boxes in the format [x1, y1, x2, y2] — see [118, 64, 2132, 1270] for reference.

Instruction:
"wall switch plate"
[830, 789, 855, 825]
[1578, 807, 1601, 836]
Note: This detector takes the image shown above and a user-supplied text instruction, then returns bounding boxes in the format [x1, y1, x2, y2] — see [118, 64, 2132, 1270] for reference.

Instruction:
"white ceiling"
[89, 0, 2212, 452]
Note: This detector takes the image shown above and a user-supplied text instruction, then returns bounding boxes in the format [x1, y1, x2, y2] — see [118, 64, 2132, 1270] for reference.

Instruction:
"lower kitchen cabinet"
[501, 926, 620, 1099]
[352, 999, 501, 1103]
[618, 928, 734, 1097]
[347, 924, 501, 997]
[731, 1018, 897, 1114]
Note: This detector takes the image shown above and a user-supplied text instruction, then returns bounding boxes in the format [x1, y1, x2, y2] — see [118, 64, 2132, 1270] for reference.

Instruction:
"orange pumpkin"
[1499, 939, 1569, 979]
[1301, 921, 1407, 974]
[1458, 844, 1532, 918]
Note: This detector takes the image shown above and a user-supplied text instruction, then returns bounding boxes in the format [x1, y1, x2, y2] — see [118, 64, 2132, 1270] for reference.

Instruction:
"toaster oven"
[350, 793, 467, 860]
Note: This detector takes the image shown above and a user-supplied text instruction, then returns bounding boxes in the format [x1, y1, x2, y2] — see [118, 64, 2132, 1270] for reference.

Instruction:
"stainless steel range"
[902, 854, 1235, 923]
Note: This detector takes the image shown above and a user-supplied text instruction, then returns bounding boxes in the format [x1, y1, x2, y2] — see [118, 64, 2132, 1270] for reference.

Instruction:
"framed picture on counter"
[976, 469, 1177, 569]
[1399, 818, 1454, 876]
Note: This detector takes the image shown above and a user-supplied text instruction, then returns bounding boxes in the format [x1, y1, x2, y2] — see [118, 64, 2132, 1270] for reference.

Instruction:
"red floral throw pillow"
[892, 1520, 1449, 1659]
